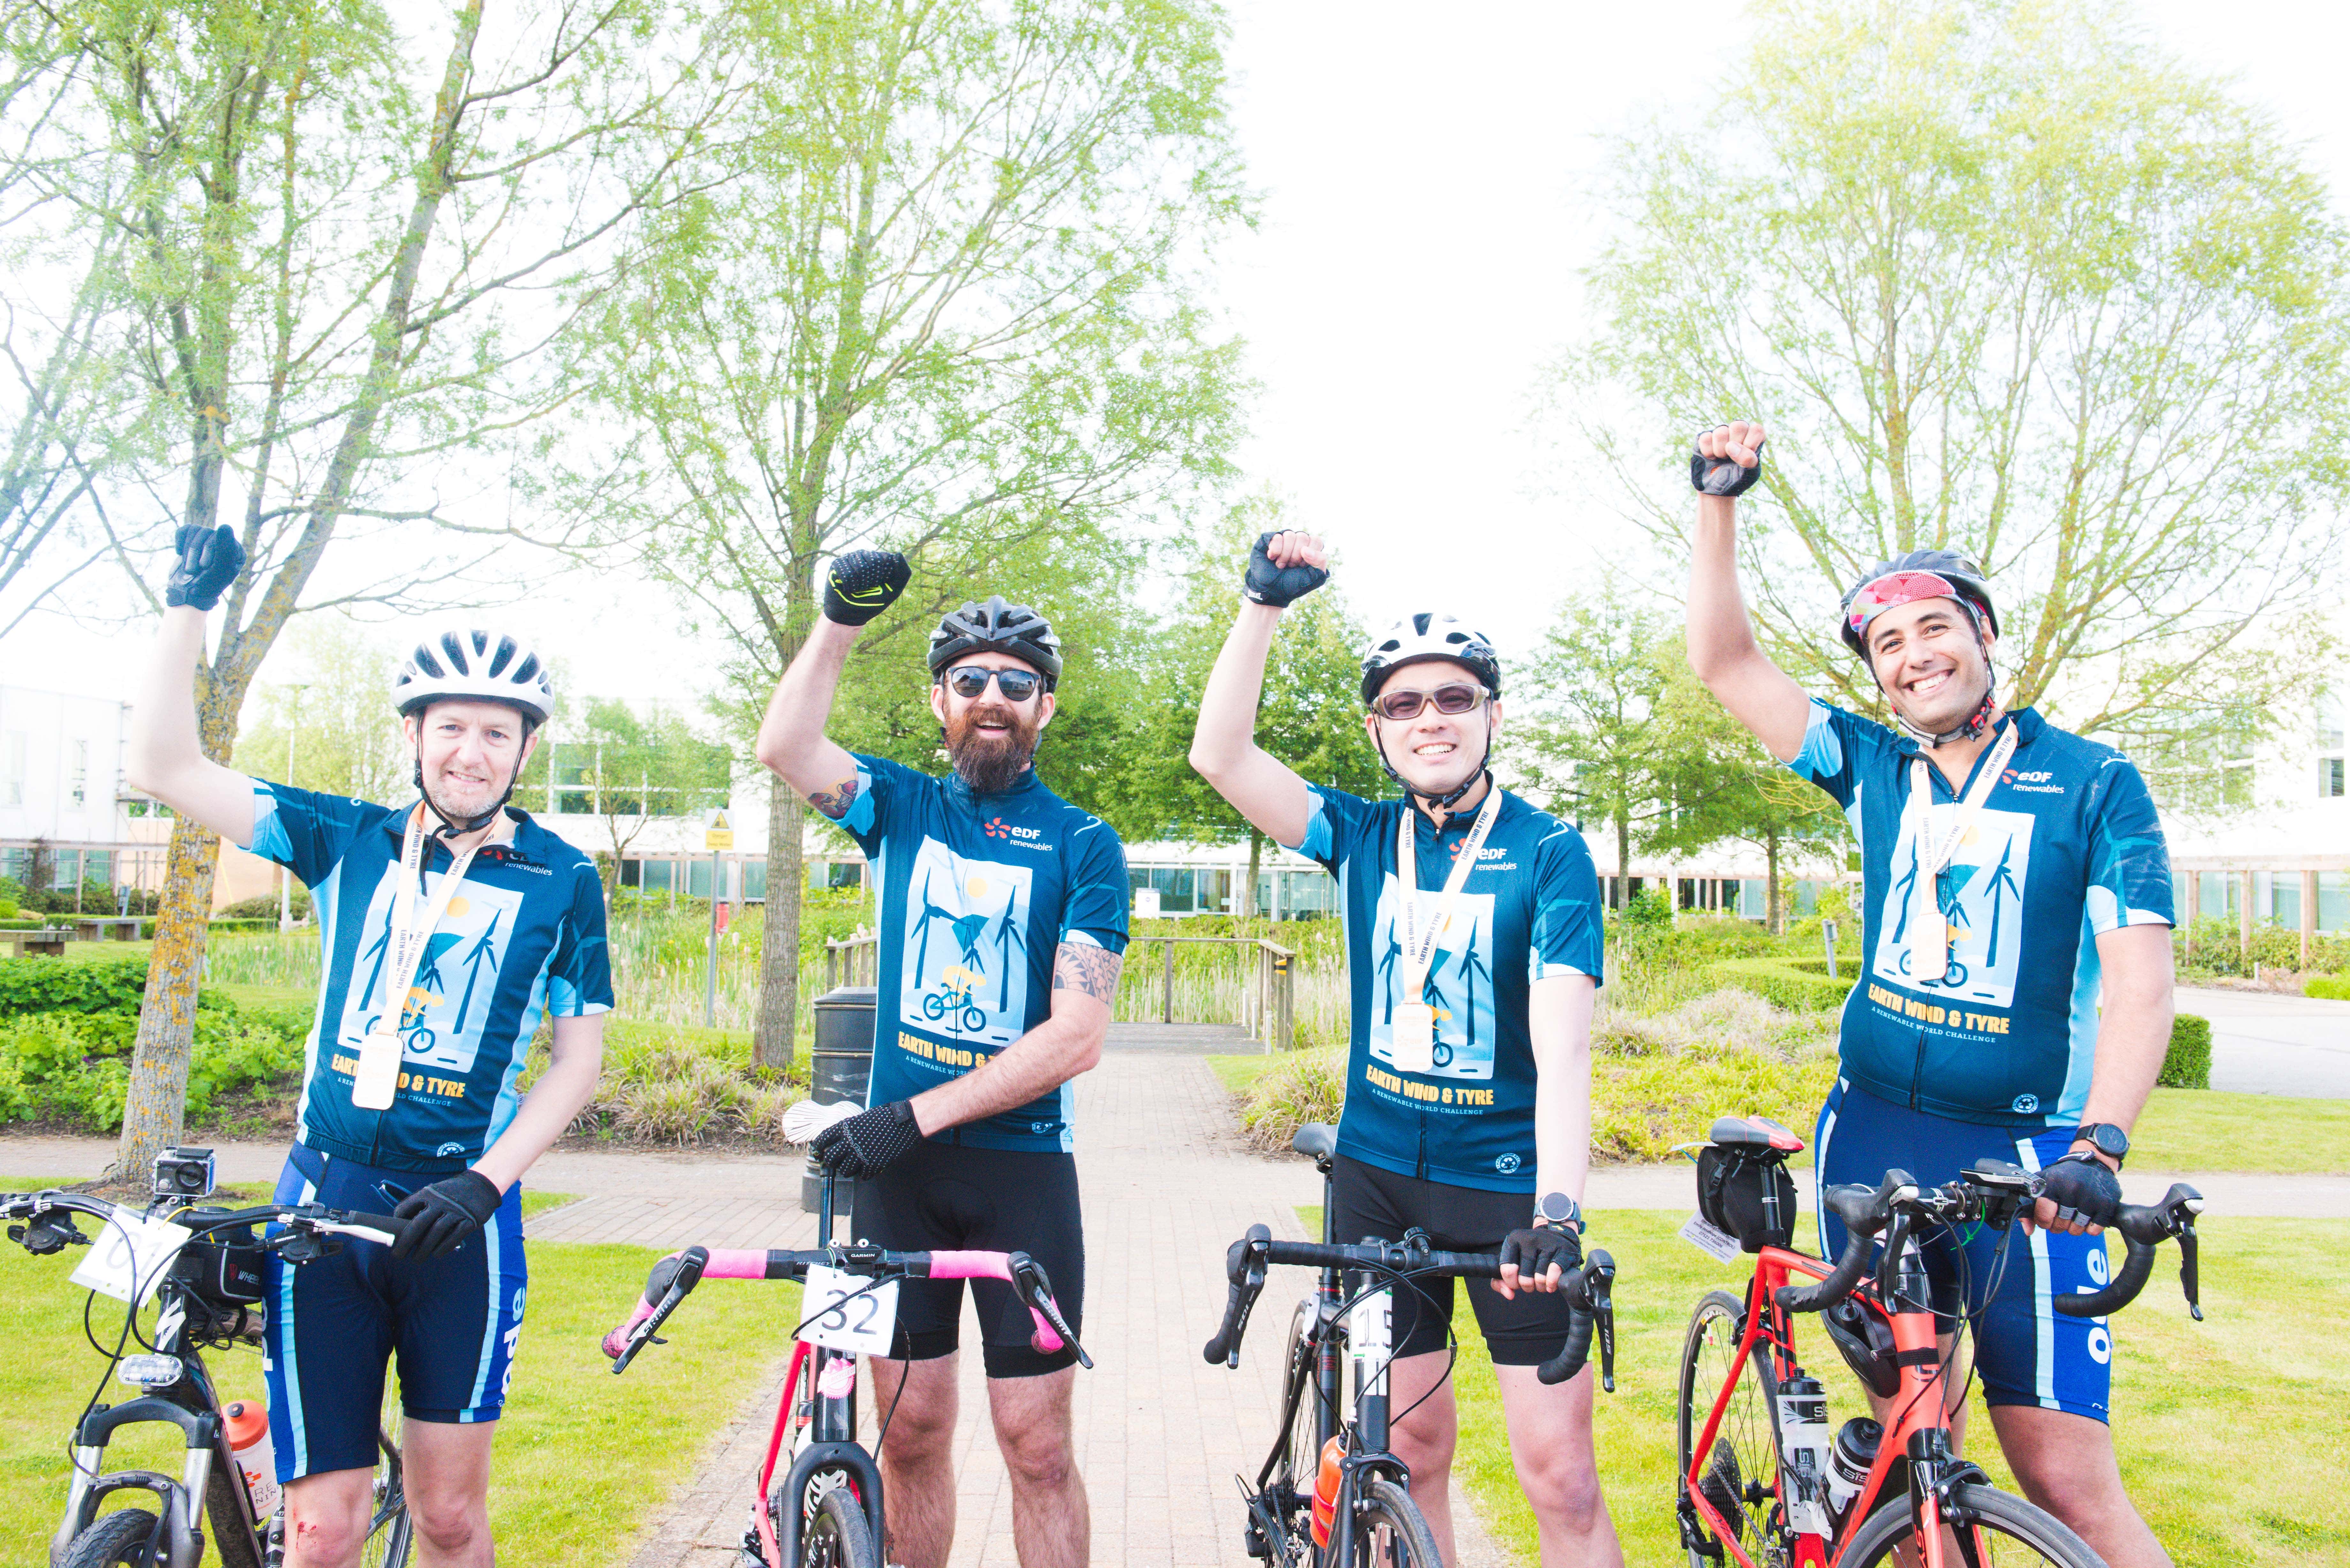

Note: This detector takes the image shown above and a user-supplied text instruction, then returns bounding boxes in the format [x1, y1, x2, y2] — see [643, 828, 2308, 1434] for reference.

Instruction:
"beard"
[944, 702, 1041, 793]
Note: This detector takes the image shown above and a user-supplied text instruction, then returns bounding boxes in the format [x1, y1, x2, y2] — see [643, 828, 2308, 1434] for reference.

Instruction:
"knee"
[1517, 1449, 1606, 1533]
[1388, 1409, 1456, 1478]
[409, 1492, 487, 1557]
[996, 1421, 1078, 1492]
[880, 1390, 957, 1465]
[284, 1483, 372, 1563]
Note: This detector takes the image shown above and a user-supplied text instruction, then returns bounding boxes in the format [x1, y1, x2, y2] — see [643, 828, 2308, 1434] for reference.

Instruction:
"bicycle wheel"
[1676, 1289, 1782, 1566]
[1840, 1481, 2102, 1567]
[802, 1485, 879, 1568]
[365, 1376, 413, 1568]
[1252, 1296, 1330, 1564]
[1352, 1477, 1441, 1568]
[59, 1509, 161, 1568]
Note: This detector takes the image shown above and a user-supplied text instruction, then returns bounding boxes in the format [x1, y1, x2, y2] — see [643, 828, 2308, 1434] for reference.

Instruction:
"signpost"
[704, 810, 734, 1026]
[1822, 918, 1839, 983]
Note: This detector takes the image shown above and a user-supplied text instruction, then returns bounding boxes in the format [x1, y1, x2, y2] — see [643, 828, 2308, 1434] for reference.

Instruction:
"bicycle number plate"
[799, 1265, 899, 1357]
[70, 1210, 191, 1305]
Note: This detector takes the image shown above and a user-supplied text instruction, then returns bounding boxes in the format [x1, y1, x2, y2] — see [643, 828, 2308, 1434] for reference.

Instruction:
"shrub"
[217, 889, 310, 921]
[1235, 1045, 1347, 1153]
[2159, 1014, 2211, 1090]
[1704, 956, 1855, 1013]
[2308, 977, 2350, 1002]
[0, 954, 149, 1015]
[1619, 886, 1676, 928]
[0, 1008, 300, 1132]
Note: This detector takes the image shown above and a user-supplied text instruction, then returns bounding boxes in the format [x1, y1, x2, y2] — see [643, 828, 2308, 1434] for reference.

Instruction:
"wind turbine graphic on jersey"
[452, 908, 505, 1032]
[1452, 915, 1491, 1055]
[989, 898, 1027, 1013]
[1980, 837, 2023, 969]
[912, 869, 993, 986]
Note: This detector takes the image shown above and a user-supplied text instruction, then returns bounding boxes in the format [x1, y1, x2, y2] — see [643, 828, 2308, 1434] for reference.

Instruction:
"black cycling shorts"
[850, 1141, 1084, 1378]
[1328, 1154, 1574, 1368]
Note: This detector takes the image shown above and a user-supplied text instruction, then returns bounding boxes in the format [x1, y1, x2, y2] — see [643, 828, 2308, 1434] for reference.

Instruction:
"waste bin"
[801, 985, 879, 1218]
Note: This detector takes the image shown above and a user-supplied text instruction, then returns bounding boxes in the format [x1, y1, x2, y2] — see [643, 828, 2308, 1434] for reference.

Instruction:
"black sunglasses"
[943, 666, 1043, 703]
[1372, 682, 1487, 722]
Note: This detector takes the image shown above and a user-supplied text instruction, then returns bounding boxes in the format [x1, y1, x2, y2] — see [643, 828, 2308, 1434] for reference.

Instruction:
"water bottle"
[1826, 1417, 1882, 1525]
[1309, 1436, 1344, 1548]
[1775, 1375, 1832, 1537]
[223, 1400, 281, 1519]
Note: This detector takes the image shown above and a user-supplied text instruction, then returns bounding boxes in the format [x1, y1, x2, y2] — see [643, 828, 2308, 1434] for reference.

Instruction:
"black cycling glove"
[2038, 1153, 2122, 1230]
[163, 523, 246, 611]
[1242, 531, 1328, 608]
[811, 1099, 924, 1180]
[1689, 429, 1766, 498]
[1497, 1221, 1583, 1289]
[822, 549, 912, 626]
[390, 1170, 504, 1260]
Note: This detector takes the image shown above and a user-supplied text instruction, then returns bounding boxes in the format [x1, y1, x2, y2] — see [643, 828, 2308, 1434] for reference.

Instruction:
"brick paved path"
[618, 1027, 1514, 1568]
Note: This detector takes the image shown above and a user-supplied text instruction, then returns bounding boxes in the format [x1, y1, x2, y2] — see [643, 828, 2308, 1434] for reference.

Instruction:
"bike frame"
[1681, 1238, 1974, 1568]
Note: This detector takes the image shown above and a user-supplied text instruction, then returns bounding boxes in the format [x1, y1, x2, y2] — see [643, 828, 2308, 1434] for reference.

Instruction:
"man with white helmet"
[1189, 532, 1623, 1567]
[755, 550, 1129, 1568]
[126, 525, 612, 1568]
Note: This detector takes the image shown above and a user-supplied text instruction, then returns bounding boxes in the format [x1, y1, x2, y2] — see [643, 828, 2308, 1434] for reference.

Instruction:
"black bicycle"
[1202, 1123, 1618, 1568]
[4, 1148, 415, 1568]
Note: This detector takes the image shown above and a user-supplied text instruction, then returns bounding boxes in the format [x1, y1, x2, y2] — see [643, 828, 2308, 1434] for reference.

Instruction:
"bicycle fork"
[1325, 1280, 1408, 1568]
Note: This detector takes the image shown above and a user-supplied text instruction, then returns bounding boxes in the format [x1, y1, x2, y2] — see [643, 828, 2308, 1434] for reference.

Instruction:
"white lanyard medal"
[1904, 724, 2017, 985]
[353, 806, 484, 1110]
[1389, 786, 1502, 1073]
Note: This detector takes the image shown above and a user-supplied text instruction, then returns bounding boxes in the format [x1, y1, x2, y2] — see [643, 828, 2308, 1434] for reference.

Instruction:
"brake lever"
[2176, 1223, 2202, 1322]
[10, 1214, 87, 1255]
[1588, 1253, 1618, 1394]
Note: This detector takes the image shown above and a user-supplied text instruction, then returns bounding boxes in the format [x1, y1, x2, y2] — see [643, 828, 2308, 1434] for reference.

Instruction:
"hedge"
[1706, 956, 1857, 1013]
[2159, 1013, 2211, 1090]
[2308, 977, 2350, 1002]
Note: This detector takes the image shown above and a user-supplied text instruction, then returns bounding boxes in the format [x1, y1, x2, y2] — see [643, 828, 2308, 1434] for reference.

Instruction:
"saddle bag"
[1695, 1123, 1800, 1254]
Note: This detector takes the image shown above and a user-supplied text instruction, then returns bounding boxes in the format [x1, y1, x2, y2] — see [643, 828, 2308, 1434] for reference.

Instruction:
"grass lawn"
[1293, 1207, 2343, 1565]
[0, 1208, 784, 1567]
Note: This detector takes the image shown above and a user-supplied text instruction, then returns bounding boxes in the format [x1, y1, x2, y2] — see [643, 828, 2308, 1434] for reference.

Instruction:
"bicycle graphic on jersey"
[920, 964, 990, 1032]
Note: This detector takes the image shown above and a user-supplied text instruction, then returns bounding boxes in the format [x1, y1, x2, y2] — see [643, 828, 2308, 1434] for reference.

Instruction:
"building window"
[3, 731, 24, 807]
[2320, 696, 2346, 798]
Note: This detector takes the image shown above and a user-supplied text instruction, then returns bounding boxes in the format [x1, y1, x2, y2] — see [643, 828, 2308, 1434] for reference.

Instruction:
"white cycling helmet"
[390, 628, 554, 727]
[1359, 613, 1503, 705]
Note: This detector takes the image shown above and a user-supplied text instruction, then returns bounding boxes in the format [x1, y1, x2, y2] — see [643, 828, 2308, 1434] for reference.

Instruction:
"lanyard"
[1907, 722, 2019, 879]
[375, 804, 486, 1020]
[1395, 785, 1503, 998]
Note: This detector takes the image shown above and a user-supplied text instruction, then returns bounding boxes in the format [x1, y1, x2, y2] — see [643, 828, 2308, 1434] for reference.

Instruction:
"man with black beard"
[754, 551, 1129, 1568]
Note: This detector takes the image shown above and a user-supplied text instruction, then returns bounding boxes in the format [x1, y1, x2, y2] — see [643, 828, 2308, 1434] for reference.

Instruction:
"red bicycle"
[1674, 1115, 2204, 1568]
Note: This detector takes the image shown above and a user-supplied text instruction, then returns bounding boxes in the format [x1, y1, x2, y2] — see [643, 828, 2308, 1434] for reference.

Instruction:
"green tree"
[587, 0, 1249, 1066]
[1644, 640, 1848, 933]
[562, 699, 735, 898]
[0, 0, 745, 1184]
[1127, 501, 1386, 917]
[233, 618, 409, 807]
[1561, 0, 2350, 788]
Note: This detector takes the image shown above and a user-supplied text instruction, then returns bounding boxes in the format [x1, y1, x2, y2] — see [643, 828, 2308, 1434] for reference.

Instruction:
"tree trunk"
[1766, 832, 1783, 937]
[1246, 827, 1264, 923]
[1615, 805, 1632, 910]
[759, 780, 806, 1071]
[113, 819, 222, 1190]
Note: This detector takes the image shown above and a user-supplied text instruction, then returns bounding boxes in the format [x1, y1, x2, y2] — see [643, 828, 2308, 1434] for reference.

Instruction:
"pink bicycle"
[600, 1170, 1088, 1568]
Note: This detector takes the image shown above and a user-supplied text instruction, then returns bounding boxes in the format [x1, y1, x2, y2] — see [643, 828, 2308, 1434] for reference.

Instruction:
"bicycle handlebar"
[600, 1243, 1091, 1374]
[1774, 1169, 2205, 1321]
[1201, 1226, 1619, 1390]
[3, 1190, 410, 1251]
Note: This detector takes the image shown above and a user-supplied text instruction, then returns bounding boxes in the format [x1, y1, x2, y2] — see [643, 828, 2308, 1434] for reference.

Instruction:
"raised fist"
[822, 549, 912, 626]
[163, 524, 245, 612]
[1691, 422, 1768, 498]
[1243, 530, 1330, 608]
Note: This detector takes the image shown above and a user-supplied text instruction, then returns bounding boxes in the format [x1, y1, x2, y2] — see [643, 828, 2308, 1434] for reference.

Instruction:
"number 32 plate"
[800, 1265, 899, 1357]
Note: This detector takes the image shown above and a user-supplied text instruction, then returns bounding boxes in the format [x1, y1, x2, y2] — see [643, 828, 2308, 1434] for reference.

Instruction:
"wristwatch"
[2072, 1123, 2129, 1167]
[1533, 1191, 1583, 1234]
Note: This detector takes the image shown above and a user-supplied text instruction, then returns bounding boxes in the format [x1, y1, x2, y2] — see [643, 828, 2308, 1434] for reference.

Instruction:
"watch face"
[2083, 1124, 2128, 1157]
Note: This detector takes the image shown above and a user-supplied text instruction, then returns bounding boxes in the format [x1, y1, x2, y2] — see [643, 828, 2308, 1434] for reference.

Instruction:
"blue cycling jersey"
[1285, 784, 1603, 1194]
[838, 757, 1130, 1153]
[1788, 702, 2174, 1127]
[245, 782, 613, 1173]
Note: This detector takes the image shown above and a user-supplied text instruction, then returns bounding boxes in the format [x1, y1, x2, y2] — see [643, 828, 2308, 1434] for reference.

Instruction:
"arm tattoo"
[1051, 942, 1123, 1005]
[806, 775, 860, 821]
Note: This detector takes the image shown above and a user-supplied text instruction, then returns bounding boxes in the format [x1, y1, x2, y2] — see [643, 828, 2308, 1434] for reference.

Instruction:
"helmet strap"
[1878, 622, 1999, 749]
[411, 717, 535, 840]
[1374, 727, 1494, 821]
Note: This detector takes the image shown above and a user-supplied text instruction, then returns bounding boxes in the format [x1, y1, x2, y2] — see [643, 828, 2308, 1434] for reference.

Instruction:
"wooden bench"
[68, 916, 146, 942]
[2, 928, 71, 958]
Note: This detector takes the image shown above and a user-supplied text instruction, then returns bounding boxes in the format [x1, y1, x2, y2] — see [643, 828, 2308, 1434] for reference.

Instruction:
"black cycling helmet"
[1838, 550, 1999, 659]
[926, 596, 1064, 690]
[1358, 613, 1503, 705]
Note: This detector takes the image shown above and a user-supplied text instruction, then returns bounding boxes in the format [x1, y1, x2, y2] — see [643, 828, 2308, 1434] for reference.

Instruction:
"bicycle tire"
[1254, 1295, 1328, 1564]
[1839, 1481, 2103, 1567]
[802, 1485, 879, 1568]
[202, 1459, 268, 1568]
[1352, 1477, 1441, 1568]
[1676, 1288, 1782, 1566]
[59, 1508, 161, 1568]
[365, 1378, 413, 1568]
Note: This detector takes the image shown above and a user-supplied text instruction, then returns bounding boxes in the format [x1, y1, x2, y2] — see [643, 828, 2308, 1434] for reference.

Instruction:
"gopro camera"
[152, 1147, 217, 1203]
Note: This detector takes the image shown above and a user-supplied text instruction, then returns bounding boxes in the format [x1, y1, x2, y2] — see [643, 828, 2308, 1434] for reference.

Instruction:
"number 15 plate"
[799, 1264, 900, 1357]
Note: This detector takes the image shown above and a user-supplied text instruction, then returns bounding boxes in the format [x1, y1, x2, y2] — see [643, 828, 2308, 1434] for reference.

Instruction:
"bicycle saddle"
[1292, 1124, 1338, 1162]
[1709, 1115, 1805, 1153]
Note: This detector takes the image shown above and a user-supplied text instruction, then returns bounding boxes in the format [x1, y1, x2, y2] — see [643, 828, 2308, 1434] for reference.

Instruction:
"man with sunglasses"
[1189, 532, 1623, 1567]
[754, 550, 1128, 1568]
[1685, 421, 2178, 1568]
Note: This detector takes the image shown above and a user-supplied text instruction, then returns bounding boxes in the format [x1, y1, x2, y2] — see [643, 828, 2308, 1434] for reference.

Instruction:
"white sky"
[13, 0, 2350, 717]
